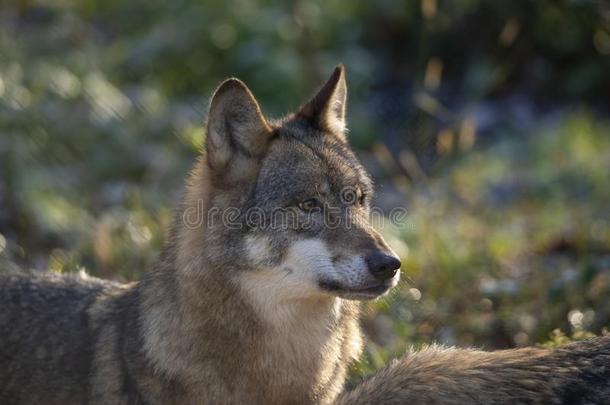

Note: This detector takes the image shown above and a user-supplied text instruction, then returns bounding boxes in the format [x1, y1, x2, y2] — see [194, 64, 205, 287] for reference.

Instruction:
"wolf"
[1, 65, 400, 404]
[1, 65, 609, 405]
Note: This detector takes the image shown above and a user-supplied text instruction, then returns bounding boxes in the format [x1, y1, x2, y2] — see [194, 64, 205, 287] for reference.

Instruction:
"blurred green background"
[1, 0, 609, 381]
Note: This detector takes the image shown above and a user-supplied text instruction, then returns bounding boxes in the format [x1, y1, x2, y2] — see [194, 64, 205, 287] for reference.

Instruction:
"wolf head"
[185, 65, 400, 302]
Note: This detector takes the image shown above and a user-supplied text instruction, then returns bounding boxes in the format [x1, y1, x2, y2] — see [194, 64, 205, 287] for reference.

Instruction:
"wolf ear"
[205, 78, 272, 173]
[298, 64, 347, 141]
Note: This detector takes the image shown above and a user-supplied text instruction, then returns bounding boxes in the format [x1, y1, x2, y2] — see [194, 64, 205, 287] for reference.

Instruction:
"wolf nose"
[366, 252, 401, 281]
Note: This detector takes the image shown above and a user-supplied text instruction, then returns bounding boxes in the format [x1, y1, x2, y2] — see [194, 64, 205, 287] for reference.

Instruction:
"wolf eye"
[298, 198, 321, 212]
[359, 193, 367, 206]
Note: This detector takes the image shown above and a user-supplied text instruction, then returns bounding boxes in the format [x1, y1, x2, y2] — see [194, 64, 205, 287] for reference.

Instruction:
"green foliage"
[541, 329, 601, 349]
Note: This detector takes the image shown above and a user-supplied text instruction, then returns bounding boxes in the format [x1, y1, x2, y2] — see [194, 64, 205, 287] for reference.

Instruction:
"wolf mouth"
[318, 280, 393, 300]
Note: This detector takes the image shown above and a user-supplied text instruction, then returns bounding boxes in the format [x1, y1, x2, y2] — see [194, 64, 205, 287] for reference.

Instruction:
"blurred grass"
[1, 0, 609, 382]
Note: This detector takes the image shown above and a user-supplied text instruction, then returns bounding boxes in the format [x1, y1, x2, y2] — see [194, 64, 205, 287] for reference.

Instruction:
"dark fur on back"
[0, 271, 116, 403]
